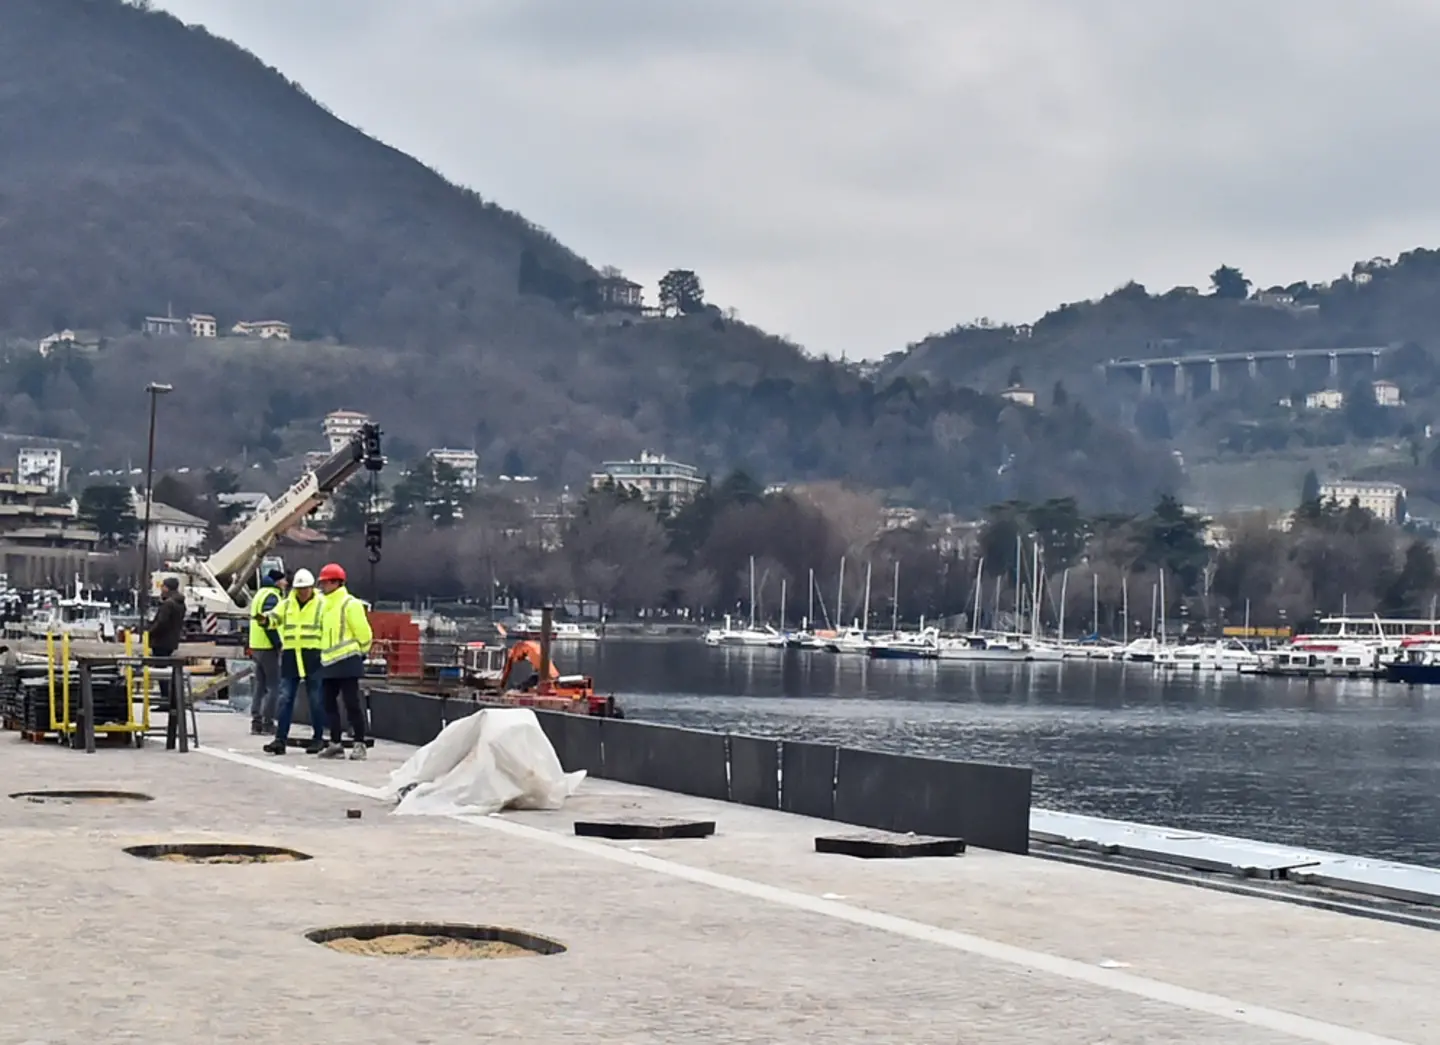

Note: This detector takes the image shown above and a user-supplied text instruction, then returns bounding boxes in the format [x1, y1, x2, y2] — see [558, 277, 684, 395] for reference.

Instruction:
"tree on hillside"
[1143, 494, 1209, 593]
[389, 459, 469, 527]
[78, 484, 139, 547]
[1210, 265, 1251, 300]
[1299, 469, 1321, 507]
[658, 269, 705, 316]
[1006, 365, 1024, 388]
[1051, 381, 1069, 408]
[326, 478, 378, 537]
[152, 474, 206, 521]
[1134, 398, 1172, 441]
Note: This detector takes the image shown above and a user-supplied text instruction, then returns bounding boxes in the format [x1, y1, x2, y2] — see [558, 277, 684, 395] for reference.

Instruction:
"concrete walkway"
[1, 712, 1435, 1045]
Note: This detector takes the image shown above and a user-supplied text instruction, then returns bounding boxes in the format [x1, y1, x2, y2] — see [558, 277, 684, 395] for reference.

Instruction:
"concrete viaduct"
[1098, 344, 1396, 396]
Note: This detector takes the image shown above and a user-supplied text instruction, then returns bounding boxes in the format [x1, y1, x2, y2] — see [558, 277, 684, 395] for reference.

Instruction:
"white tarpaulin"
[385, 707, 585, 817]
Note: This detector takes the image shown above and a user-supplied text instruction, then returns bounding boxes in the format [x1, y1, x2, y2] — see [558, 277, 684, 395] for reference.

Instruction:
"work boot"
[348, 743, 367, 761]
[319, 743, 345, 759]
[304, 738, 326, 755]
[250, 721, 266, 736]
[262, 740, 285, 755]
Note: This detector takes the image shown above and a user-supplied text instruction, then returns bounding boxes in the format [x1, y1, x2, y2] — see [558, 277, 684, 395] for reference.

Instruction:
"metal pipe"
[538, 604, 553, 691]
[138, 383, 172, 624]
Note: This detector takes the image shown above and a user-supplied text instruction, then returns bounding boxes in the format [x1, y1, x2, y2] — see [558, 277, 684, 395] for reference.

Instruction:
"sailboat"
[866, 562, 940, 659]
[702, 556, 779, 646]
[823, 560, 872, 653]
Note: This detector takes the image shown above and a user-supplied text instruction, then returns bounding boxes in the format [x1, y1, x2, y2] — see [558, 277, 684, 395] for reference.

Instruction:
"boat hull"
[1385, 663, 1440, 684]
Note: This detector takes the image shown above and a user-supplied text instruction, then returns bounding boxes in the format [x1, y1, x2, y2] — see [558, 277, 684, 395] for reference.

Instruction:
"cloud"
[156, 0, 1440, 356]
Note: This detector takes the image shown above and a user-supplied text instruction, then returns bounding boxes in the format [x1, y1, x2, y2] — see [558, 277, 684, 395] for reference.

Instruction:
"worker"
[263, 568, 326, 756]
[316, 562, 372, 760]
[145, 577, 186, 713]
[248, 568, 288, 736]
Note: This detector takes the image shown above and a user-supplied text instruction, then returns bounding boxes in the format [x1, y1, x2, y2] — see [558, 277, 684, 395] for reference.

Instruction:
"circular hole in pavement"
[10, 789, 153, 805]
[306, 923, 566, 960]
[124, 843, 312, 864]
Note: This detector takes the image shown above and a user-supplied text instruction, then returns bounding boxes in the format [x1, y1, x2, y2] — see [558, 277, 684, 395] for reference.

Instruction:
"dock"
[2, 711, 1436, 1044]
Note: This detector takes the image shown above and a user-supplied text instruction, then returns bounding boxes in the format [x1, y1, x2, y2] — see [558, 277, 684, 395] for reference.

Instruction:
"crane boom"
[155, 421, 383, 618]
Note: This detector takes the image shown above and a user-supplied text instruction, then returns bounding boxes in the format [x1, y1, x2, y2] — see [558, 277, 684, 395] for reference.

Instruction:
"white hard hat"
[291, 568, 316, 588]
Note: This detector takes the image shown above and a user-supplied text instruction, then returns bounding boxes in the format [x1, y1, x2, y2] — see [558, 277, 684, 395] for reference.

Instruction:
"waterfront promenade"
[1, 713, 1435, 1045]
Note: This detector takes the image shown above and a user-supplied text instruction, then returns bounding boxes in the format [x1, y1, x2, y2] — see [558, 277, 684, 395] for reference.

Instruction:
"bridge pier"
[1140, 364, 1151, 395]
[1373, 351, 1381, 370]
[1247, 355, 1258, 378]
[1287, 353, 1297, 371]
[1173, 361, 1186, 397]
[1210, 359, 1221, 392]
[1329, 352, 1339, 378]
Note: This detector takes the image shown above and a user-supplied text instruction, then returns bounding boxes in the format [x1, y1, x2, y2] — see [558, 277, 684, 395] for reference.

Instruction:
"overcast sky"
[157, 0, 1440, 359]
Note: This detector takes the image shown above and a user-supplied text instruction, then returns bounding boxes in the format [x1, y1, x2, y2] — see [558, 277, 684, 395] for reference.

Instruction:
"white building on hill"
[1319, 479, 1407, 523]
[428, 448, 479, 489]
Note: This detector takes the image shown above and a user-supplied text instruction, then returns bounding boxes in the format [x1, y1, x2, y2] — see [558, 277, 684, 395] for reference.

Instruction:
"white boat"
[822, 626, 872, 654]
[1154, 639, 1260, 672]
[867, 627, 941, 660]
[1122, 637, 1163, 662]
[936, 634, 1059, 662]
[703, 614, 778, 647]
[511, 609, 601, 642]
[25, 587, 117, 642]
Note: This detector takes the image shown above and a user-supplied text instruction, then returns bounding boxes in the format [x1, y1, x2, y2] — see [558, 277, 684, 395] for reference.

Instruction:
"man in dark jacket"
[146, 578, 187, 656]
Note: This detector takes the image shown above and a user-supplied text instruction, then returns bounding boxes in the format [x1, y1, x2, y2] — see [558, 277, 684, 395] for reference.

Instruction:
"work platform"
[1, 712, 1436, 1045]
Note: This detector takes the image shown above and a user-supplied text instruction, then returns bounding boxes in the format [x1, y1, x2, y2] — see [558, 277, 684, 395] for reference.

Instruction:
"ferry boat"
[23, 583, 118, 642]
[1153, 639, 1260, 672]
[1248, 639, 1382, 678]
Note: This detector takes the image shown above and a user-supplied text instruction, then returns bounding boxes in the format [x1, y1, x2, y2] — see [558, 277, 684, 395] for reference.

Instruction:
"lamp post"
[138, 382, 173, 621]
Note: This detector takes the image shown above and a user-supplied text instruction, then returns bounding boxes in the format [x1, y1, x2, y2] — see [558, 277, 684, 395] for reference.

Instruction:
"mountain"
[0, 0, 1175, 514]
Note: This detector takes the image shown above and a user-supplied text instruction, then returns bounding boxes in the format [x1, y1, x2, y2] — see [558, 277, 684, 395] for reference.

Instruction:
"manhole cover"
[10, 790, 153, 805]
[306, 923, 566, 960]
[124, 843, 311, 864]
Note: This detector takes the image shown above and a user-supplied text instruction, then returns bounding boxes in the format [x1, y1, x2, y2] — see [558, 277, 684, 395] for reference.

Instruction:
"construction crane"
[151, 421, 384, 630]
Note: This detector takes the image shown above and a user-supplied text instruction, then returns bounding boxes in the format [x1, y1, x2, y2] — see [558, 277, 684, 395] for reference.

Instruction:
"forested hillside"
[0, 0, 1177, 513]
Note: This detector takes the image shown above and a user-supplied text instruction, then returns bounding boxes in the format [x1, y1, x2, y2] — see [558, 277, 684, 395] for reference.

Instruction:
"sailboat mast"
[808, 568, 815, 632]
[973, 557, 985, 634]
[1092, 571, 1099, 639]
[1031, 541, 1041, 641]
[891, 561, 900, 635]
[780, 577, 787, 632]
[1059, 568, 1069, 643]
[1159, 568, 1167, 646]
[862, 562, 872, 632]
[836, 557, 845, 632]
[1013, 534, 1022, 633]
[1123, 575, 1130, 646]
[749, 555, 756, 630]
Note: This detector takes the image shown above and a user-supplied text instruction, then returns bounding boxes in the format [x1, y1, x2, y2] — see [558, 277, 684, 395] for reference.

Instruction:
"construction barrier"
[361, 686, 1034, 854]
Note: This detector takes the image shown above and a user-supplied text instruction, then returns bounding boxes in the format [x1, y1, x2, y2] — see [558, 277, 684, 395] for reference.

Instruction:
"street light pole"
[138, 382, 173, 622]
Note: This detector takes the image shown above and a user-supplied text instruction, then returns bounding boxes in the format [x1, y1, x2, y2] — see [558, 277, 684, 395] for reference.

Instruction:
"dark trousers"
[275, 675, 325, 743]
[323, 676, 365, 744]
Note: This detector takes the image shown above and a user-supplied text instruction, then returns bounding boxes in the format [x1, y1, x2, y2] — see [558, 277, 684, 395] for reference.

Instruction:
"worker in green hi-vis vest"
[248, 568, 288, 735]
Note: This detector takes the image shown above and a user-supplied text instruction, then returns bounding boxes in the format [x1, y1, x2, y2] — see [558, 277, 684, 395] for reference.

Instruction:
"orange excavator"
[496, 638, 621, 718]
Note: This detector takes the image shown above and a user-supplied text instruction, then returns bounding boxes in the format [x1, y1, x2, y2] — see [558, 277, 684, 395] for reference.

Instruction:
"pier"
[3, 710, 1437, 1044]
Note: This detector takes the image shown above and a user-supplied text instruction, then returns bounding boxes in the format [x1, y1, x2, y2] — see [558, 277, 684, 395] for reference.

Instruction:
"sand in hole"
[156, 852, 301, 864]
[322, 934, 536, 959]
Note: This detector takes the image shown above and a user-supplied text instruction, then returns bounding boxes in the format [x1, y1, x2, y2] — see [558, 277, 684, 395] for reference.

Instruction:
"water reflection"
[561, 640, 1440, 865]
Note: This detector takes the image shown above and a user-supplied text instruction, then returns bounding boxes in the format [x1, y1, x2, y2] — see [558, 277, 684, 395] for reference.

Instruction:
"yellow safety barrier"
[61, 632, 71, 732]
[46, 631, 56, 731]
[38, 629, 151, 743]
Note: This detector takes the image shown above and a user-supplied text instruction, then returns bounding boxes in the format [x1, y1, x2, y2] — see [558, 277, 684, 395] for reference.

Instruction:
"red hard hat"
[318, 563, 347, 583]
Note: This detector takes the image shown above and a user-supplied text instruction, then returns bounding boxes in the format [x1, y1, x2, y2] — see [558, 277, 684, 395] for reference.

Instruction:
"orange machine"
[496, 637, 619, 717]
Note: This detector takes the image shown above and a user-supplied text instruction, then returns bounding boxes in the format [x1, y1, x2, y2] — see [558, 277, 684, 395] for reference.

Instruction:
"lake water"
[556, 639, 1440, 866]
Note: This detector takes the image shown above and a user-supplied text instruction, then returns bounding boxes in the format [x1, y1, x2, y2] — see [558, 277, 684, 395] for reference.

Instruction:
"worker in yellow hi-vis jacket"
[316, 562, 373, 761]
[263, 568, 326, 756]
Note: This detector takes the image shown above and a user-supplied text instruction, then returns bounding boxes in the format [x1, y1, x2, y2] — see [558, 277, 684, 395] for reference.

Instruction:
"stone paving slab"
[0, 712, 1433, 1045]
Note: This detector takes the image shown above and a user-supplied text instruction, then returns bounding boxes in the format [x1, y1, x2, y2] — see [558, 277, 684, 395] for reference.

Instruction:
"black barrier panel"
[442, 697, 482, 726]
[832, 748, 1032, 855]
[780, 741, 837, 820]
[728, 734, 779, 808]
[533, 711, 603, 776]
[600, 719, 729, 801]
[367, 689, 444, 747]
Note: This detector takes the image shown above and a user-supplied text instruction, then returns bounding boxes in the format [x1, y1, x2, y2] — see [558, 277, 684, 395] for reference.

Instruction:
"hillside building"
[1372, 379, 1403, 407]
[1000, 386, 1037, 408]
[1305, 389, 1345, 410]
[38, 329, 101, 356]
[591, 274, 643, 311]
[143, 315, 188, 337]
[231, 320, 292, 340]
[128, 492, 209, 557]
[1319, 479, 1406, 523]
[590, 451, 705, 508]
[16, 448, 64, 492]
[428, 448, 479, 489]
[187, 313, 217, 338]
[322, 410, 369, 453]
